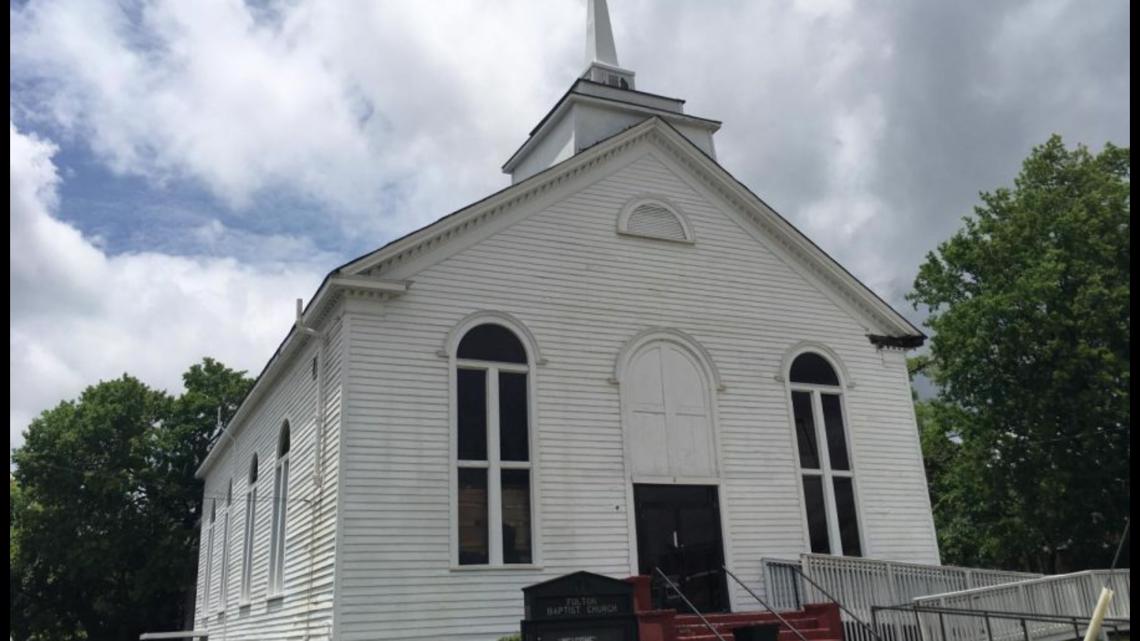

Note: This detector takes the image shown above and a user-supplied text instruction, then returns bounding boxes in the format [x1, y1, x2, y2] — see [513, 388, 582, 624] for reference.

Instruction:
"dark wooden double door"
[634, 484, 729, 612]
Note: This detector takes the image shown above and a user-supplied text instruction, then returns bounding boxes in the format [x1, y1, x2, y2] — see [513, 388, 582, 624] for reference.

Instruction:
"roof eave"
[194, 275, 410, 479]
[345, 114, 919, 347]
[340, 117, 666, 277]
[645, 118, 925, 340]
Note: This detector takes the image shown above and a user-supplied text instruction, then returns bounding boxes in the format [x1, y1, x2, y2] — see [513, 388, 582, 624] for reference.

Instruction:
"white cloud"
[10, 122, 324, 453]
[10, 0, 581, 240]
[188, 218, 344, 265]
[8, 0, 1129, 453]
[11, 0, 1128, 292]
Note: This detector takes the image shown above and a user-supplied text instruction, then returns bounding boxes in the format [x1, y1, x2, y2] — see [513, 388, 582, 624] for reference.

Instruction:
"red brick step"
[675, 618, 824, 636]
[625, 576, 845, 641]
[674, 629, 848, 634]
[674, 611, 827, 633]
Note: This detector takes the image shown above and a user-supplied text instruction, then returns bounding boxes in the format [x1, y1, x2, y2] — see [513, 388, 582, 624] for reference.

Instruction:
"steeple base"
[502, 80, 720, 184]
[582, 60, 635, 90]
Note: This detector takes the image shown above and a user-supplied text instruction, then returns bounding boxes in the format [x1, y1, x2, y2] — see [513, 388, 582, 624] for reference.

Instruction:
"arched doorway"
[617, 331, 727, 612]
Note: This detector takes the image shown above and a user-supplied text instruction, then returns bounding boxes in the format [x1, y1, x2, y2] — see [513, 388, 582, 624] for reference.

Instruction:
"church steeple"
[582, 0, 635, 89]
[586, 0, 618, 67]
[501, 0, 721, 183]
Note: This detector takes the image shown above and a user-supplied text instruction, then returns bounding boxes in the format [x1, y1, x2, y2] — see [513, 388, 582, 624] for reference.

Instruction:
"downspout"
[295, 298, 329, 641]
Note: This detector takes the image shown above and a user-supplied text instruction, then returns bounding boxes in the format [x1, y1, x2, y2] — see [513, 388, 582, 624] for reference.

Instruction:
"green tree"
[908, 136, 1130, 572]
[161, 358, 254, 628]
[9, 359, 253, 641]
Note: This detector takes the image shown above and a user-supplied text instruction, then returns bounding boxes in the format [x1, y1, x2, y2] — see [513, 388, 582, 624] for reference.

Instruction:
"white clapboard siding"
[335, 140, 938, 641]
[193, 309, 345, 641]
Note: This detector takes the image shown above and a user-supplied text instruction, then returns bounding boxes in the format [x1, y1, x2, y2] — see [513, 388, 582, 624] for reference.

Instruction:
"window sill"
[449, 563, 543, 572]
[266, 592, 285, 603]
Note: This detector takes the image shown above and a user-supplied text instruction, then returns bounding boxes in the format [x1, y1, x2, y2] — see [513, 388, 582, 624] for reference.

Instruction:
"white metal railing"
[724, 565, 815, 641]
[763, 558, 806, 611]
[761, 555, 1039, 641]
[871, 604, 1130, 641]
[910, 569, 1131, 641]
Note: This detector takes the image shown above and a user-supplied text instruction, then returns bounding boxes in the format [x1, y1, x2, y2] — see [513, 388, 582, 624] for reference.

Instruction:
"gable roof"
[338, 116, 924, 341]
[198, 115, 923, 479]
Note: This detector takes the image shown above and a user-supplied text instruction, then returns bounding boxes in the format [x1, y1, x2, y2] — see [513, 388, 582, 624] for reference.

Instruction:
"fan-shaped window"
[787, 350, 861, 557]
[454, 321, 533, 566]
[790, 352, 840, 386]
[457, 324, 528, 363]
[618, 198, 694, 243]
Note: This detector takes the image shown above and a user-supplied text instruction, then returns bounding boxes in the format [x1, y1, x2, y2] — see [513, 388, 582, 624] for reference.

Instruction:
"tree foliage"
[10, 358, 253, 641]
[908, 136, 1130, 572]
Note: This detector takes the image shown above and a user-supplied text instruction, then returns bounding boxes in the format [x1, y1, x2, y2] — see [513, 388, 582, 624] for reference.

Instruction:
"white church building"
[191, 2, 944, 639]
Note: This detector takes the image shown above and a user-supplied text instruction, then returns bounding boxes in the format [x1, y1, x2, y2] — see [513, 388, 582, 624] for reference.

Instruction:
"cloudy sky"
[9, 0, 1130, 453]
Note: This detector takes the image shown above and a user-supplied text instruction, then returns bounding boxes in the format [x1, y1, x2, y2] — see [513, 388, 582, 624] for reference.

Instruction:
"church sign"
[521, 571, 639, 641]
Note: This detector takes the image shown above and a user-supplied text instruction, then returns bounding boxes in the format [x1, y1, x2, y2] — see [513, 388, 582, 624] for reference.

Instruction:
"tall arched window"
[217, 480, 232, 611]
[455, 323, 533, 566]
[204, 499, 216, 615]
[268, 423, 290, 595]
[240, 454, 258, 603]
[788, 351, 862, 556]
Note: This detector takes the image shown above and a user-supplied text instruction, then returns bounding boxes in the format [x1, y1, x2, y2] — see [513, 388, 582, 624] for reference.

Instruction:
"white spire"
[586, 0, 619, 67]
[504, 0, 721, 182]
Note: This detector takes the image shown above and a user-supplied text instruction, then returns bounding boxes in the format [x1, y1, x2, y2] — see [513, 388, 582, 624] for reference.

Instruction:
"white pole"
[1080, 587, 1114, 641]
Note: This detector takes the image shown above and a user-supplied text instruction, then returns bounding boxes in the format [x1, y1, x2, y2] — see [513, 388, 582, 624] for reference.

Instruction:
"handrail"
[774, 553, 1041, 639]
[913, 568, 1131, 622]
[915, 570, 1131, 603]
[799, 553, 1040, 580]
[884, 605, 1129, 625]
[870, 603, 1129, 641]
[785, 561, 884, 641]
[653, 567, 730, 641]
[722, 565, 813, 641]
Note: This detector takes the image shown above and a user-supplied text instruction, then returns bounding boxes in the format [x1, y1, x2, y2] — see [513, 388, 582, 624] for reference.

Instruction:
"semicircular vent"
[621, 201, 692, 243]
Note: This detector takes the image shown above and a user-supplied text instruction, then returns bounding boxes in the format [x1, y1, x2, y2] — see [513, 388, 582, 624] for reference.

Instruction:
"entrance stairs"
[627, 576, 844, 641]
[673, 604, 844, 641]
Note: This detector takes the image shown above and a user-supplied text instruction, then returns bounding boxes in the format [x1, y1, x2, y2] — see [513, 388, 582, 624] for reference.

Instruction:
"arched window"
[268, 422, 291, 595]
[617, 197, 695, 244]
[455, 323, 533, 566]
[240, 454, 258, 603]
[217, 480, 232, 612]
[204, 499, 216, 615]
[788, 351, 862, 556]
[790, 352, 840, 386]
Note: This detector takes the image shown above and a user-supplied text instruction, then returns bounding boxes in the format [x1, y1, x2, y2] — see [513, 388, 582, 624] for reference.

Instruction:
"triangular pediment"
[336, 117, 922, 342]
